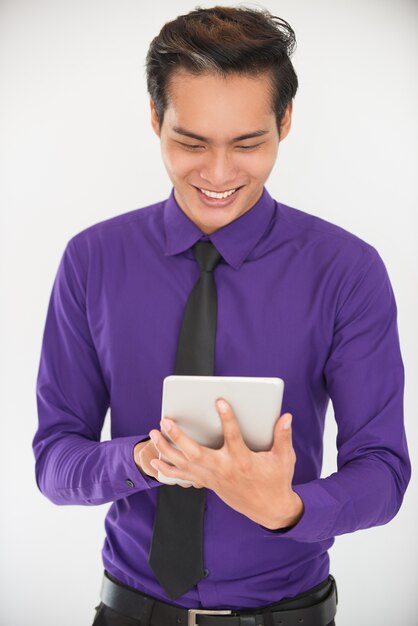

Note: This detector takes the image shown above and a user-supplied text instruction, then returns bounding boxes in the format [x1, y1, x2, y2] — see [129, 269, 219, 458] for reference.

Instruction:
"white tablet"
[158, 375, 285, 485]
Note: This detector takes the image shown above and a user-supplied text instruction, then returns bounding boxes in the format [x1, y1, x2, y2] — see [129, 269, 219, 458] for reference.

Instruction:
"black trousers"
[91, 574, 336, 626]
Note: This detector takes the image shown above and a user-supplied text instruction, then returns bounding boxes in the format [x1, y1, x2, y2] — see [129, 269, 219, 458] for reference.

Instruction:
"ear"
[150, 98, 161, 138]
[279, 101, 292, 141]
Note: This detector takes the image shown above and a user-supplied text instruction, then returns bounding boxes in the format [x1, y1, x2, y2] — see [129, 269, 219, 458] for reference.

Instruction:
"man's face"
[150, 70, 292, 235]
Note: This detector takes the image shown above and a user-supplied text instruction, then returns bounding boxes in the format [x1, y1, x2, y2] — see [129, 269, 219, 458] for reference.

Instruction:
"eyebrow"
[172, 126, 269, 143]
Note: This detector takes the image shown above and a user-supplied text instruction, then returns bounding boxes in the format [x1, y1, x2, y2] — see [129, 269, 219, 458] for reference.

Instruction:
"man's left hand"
[149, 399, 304, 530]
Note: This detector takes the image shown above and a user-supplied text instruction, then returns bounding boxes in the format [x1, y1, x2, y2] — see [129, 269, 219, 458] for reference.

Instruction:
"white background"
[0, 1, 417, 624]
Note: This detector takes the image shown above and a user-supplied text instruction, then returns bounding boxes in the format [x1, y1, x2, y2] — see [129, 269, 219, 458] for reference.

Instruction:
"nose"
[200, 150, 239, 190]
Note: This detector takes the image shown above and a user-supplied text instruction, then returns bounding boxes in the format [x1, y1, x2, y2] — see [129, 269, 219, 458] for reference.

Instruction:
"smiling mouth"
[193, 184, 245, 195]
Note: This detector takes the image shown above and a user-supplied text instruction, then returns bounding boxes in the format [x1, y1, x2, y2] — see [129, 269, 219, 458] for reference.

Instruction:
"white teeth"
[200, 188, 237, 199]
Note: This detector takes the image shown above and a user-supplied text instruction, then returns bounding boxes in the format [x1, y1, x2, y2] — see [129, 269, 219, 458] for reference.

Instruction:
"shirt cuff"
[257, 482, 340, 542]
[104, 435, 161, 495]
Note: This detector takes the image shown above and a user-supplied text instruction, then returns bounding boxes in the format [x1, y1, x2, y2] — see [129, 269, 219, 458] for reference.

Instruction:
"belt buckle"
[188, 608, 233, 626]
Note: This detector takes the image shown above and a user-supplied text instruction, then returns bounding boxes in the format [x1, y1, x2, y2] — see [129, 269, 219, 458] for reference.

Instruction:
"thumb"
[273, 413, 293, 450]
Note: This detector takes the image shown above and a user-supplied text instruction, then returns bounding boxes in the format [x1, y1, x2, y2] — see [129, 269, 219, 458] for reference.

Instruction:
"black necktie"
[148, 240, 223, 600]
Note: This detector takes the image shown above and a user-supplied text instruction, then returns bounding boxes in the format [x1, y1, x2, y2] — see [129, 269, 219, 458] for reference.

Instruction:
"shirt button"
[125, 479, 135, 487]
[203, 569, 209, 577]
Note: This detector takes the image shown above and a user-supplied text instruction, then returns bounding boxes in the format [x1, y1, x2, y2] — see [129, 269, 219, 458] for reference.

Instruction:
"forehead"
[164, 70, 274, 138]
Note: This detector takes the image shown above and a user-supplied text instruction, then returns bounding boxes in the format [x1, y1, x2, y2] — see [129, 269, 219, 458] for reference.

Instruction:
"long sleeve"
[260, 246, 411, 540]
[33, 237, 159, 506]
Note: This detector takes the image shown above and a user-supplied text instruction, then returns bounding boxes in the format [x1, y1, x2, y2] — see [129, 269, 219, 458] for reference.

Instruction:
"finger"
[149, 429, 188, 469]
[159, 418, 206, 465]
[137, 440, 160, 480]
[272, 413, 294, 454]
[215, 399, 247, 453]
[150, 458, 205, 488]
[150, 457, 190, 481]
[170, 481, 204, 489]
[179, 482, 204, 488]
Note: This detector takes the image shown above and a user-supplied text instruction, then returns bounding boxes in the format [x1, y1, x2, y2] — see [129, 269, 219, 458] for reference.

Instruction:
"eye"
[181, 144, 204, 151]
[178, 143, 262, 151]
[237, 144, 262, 150]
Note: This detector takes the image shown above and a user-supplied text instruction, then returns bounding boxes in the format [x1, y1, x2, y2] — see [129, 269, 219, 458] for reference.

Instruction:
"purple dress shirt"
[33, 185, 411, 609]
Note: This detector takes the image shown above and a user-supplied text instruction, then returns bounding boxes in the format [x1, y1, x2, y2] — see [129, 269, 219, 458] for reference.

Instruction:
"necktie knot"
[192, 241, 223, 273]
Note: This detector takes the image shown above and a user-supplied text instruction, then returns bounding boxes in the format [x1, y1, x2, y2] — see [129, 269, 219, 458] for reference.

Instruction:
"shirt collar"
[163, 185, 275, 270]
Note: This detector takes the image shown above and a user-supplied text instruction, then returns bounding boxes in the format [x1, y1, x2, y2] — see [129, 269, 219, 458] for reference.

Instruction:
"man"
[33, 6, 410, 626]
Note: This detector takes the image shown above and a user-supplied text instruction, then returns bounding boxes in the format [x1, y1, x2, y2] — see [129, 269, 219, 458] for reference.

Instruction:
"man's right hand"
[133, 438, 193, 487]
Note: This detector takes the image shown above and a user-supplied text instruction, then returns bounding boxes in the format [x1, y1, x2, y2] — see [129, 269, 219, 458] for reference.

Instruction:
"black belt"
[100, 570, 338, 626]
